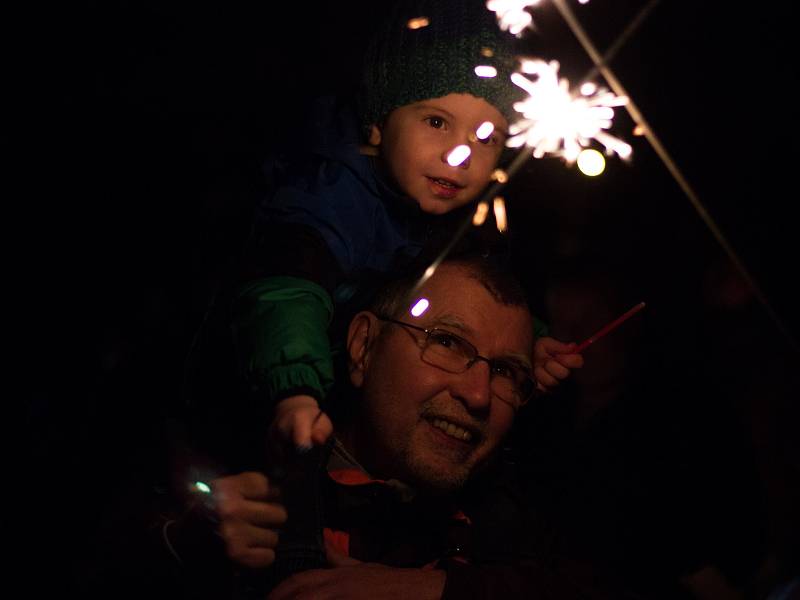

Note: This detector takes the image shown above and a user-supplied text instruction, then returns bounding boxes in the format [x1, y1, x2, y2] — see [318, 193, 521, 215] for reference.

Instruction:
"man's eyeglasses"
[375, 315, 537, 410]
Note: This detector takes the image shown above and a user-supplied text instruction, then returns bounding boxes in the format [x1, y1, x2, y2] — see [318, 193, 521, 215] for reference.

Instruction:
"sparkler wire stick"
[409, 148, 531, 295]
[576, 0, 661, 87]
[574, 301, 645, 353]
[552, 0, 799, 352]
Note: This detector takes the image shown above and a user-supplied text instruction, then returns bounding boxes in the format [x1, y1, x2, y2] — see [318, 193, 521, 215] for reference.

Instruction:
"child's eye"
[425, 116, 446, 129]
[477, 134, 497, 146]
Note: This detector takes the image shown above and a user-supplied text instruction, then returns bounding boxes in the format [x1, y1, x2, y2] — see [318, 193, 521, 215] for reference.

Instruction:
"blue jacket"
[236, 96, 455, 404]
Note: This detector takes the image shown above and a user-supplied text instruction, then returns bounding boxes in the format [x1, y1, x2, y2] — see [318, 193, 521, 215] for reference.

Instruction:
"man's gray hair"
[370, 253, 530, 319]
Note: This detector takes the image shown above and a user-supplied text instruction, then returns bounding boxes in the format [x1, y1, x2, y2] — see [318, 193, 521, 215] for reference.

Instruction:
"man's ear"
[347, 311, 377, 388]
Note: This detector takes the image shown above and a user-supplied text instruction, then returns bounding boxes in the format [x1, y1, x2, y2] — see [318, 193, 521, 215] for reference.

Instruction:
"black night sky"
[23, 1, 800, 596]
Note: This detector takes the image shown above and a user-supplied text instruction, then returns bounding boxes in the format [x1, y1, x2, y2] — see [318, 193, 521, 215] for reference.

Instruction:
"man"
[209, 256, 618, 599]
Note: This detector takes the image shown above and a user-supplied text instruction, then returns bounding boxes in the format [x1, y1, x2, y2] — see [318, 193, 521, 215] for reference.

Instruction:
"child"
[223, 0, 583, 456]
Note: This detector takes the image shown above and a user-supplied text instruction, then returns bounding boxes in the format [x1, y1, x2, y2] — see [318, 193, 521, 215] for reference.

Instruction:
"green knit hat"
[358, 0, 521, 136]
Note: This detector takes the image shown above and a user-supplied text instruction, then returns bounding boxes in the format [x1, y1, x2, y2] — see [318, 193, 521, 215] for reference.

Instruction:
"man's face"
[369, 93, 508, 215]
[347, 265, 533, 493]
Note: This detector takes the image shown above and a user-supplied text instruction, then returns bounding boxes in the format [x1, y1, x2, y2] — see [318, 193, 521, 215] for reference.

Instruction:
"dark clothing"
[97, 438, 637, 600]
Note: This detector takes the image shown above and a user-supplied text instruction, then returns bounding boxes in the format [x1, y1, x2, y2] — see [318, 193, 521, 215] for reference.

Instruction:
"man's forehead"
[411, 268, 533, 357]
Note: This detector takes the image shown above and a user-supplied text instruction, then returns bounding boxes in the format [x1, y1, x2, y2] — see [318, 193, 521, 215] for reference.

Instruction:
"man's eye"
[491, 362, 516, 379]
[426, 116, 446, 129]
[430, 332, 457, 348]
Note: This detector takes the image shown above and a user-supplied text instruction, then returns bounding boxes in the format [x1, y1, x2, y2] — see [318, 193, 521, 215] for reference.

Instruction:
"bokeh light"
[577, 148, 606, 176]
[410, 298, 430, 317]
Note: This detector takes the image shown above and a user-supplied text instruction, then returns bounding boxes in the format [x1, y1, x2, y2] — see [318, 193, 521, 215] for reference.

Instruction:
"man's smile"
[428, 417, 475, 442]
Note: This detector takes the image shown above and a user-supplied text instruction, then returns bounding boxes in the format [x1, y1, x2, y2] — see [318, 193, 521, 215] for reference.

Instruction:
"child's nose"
[442, 144, 471, 169]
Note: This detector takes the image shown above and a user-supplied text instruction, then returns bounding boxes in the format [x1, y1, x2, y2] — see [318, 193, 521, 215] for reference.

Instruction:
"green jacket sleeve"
[533, 316, 549, 339]
[230, 276, 335, 403]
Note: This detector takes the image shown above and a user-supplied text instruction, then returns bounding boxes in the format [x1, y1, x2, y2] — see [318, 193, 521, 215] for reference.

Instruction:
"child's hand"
[270, 395, 334, 452]
[533, 336, 584, 393]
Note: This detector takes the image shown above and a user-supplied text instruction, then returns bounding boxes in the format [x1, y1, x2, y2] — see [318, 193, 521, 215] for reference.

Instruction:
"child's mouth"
[427, 177, 463, 198]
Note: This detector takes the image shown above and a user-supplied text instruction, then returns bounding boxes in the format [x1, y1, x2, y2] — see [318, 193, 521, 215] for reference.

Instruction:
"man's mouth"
[428, 417, 477, 443]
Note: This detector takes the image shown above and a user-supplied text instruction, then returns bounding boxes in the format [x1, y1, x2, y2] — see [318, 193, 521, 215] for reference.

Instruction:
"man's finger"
[325, 543, 361, 567]
[213, 471, 270, 501]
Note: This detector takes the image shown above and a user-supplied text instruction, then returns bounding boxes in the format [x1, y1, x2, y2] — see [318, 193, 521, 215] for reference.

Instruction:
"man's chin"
[404, 453, 472, 494]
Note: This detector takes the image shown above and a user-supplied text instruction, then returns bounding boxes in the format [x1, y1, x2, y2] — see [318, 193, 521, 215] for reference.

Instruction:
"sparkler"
[508, 59, 631, 161]
[406, 0, 656, 298]
[487, 0, 540, 35]
[404, 1, 797, 351]
[575, 301, 646, 353]
[486, 1, 592, 36]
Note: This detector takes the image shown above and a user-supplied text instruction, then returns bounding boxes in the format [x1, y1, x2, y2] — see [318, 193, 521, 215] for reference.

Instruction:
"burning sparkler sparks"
[486, 0, 540, 35]
[507, 58, 632, 162]
[473, 201, 490, 226]
[493, 197, 508, 232]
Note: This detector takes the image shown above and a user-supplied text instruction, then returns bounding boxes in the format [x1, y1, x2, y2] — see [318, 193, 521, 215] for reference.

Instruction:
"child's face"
[368, 93, 508, 215]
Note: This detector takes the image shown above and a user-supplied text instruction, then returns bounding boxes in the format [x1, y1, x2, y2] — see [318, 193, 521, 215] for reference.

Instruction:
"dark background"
[23, 1, 799, 596]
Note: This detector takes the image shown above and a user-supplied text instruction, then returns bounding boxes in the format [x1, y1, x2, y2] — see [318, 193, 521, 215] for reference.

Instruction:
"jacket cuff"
[533, 316, 550, 339]
[264, 363, 325, 403]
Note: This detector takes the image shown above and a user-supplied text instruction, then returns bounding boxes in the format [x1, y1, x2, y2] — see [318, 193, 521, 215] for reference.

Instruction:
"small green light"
[194, 481, 211, 494]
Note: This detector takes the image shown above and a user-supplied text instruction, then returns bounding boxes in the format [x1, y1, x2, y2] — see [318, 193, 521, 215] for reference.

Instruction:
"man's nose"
[442, 144, 471, 169]
[450, 359, 492, 413]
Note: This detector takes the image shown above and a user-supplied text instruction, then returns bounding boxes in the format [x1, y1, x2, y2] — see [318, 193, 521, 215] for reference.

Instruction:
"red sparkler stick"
[575, 301, 646, 353]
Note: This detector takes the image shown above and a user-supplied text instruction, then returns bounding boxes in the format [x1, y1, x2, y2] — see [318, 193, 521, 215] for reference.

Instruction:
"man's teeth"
[431, 418, 473, 442]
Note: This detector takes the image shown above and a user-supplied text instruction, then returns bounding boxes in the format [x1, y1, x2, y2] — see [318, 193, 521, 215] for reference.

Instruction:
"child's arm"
[533, 336, 584, 393]
[231, 276, 336, 449]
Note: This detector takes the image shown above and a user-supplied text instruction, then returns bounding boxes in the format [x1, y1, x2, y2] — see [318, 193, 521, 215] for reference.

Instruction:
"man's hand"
[270, 395, 334, 452]
[267, 543, 445, 599]
[212, 472, 288, 569]
[534, 336, 585, 392]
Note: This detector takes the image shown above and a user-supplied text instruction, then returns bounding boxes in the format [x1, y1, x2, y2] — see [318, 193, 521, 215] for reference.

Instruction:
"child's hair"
[357, 0, 522, 136]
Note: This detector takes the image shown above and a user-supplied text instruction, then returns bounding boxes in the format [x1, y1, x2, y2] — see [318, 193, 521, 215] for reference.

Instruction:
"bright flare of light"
[580, 82, 597, 96]
[577, 148, 605, 176]
[407, 16, 430, 29]
[481, 47, 495, 57]
[476, 121, 495, 140]
[507, 58, 632, 162]
[194, 481, 212, 494]
[491, 168, 508, 183]
[493, 196, 508, 233]
[633, 124, 646, 136]
[410, 298, 430, 317]
[487, 0, 540, 36]
[447, 144, 471, 166]
[474, 65, 498, 78]
[473, 201, 490, 226]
